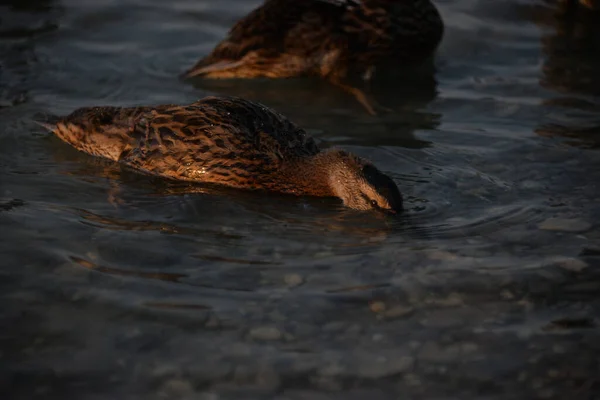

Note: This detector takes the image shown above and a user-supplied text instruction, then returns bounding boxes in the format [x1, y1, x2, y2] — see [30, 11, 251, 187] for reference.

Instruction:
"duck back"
[184, 0, 443, 80]
[44, 97, 321, 189]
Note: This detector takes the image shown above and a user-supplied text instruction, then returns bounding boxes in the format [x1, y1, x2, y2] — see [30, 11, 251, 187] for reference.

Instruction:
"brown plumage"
[39, 96, 403, 213]
[182, 0, 444, 113]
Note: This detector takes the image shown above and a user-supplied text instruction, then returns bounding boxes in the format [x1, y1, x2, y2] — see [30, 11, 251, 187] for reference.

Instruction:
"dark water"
[1, 0, 600, 399]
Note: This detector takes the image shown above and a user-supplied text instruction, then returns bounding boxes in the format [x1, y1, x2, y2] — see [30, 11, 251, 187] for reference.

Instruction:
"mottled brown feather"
[42, 96, 403, 212]
[183, 0, 444, 81]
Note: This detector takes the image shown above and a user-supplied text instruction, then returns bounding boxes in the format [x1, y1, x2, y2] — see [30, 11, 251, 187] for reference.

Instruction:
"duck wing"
[192, 96, 320, 157]
[122, 96, 321, 186]
[43, 97, 320, 186]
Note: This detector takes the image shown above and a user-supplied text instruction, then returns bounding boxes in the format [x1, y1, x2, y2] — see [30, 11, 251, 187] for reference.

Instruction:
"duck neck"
[277, 151, 337, 198]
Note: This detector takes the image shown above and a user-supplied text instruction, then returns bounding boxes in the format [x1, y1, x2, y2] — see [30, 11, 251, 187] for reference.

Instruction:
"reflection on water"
[1, 0, 600, 399]
[538, 0, 600, 95]
[527, 0, 600, 147]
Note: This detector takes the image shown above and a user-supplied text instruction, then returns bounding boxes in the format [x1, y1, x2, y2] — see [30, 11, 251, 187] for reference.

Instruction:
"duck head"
[323, 150, 404, 214]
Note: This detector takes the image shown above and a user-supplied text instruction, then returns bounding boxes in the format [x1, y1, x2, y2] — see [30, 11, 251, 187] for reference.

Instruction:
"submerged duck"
[182, 0, 444, 113]
[39, 96, 403, 213]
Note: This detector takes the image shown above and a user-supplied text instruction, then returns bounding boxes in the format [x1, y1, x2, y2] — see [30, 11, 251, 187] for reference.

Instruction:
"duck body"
[183, 0, 444, 82]
[41, 96, 403, 213]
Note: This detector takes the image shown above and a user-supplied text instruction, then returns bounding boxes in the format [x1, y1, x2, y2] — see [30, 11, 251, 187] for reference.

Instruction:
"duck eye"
[370, 200, 378, 208]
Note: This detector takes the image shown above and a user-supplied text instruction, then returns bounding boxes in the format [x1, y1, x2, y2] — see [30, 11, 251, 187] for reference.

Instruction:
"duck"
[561, 0, 599, 10]
[38, 96, 403, 213]
[181, 0, 444, 114]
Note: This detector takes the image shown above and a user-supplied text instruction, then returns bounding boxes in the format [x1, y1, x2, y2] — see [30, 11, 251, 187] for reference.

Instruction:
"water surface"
[1, 0, 600, 399]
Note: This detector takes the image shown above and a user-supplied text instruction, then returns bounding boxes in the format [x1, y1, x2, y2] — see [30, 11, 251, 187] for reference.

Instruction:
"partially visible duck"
[38, 96, 403, 213]
[182, 0, 444, 114]
[562, 0, 600, 10]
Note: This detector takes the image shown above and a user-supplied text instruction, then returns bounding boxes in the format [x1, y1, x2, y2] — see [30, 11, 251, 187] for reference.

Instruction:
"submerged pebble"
[382, 305, 415, 319]
[284, 273, 304, 287]
[248, 326, 283, 341]
[553, 257, 589, 272]
[369, 301, 387, 313]
[538, 218, 592, 233]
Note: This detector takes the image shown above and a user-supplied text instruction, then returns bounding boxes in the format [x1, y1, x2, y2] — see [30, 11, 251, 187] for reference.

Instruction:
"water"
[1, 0, 600, 398]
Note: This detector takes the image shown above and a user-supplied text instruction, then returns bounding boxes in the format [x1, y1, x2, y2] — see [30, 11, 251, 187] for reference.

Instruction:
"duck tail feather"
[32, 113, 61, 132]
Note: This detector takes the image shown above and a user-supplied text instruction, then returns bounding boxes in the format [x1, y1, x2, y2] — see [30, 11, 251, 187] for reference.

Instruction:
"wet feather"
[39, 96, 403, 212]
